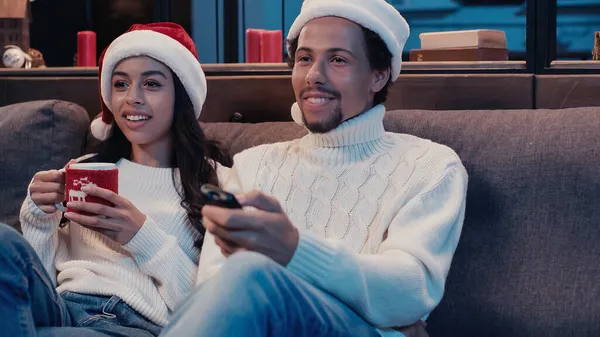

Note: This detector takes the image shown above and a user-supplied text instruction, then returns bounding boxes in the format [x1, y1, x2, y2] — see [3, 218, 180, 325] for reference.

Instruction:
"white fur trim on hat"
[287, 0, 410, 82]
[290, 102, 304, 125]
[90, 117, 113, 140]
[100, 30, 207, 120]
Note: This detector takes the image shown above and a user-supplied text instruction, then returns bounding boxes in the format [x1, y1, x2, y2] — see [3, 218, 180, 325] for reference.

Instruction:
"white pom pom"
[90, 118, 112, 141]
[290, 102, 304, 125]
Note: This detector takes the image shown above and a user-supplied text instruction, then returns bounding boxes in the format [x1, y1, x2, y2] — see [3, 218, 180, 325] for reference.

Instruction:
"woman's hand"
[29, 159, 76, 213]
[64, 185, 146, 245]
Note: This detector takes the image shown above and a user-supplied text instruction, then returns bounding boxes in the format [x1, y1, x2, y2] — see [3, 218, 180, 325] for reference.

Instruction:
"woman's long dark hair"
[83, 73, 232, 247]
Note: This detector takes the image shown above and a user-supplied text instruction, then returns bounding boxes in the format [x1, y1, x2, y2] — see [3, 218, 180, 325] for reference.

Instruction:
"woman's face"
[110, 56, 175, 148]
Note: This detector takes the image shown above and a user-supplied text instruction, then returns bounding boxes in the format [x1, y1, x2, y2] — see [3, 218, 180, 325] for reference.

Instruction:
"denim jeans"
[161, 251, 380, 337]
[0, 223, 161, 337]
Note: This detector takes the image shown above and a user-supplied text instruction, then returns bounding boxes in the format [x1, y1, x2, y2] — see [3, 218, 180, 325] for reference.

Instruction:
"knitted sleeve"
[123, 216, 198, 311]
[195, 229, 227, 286]
[19, 184, 62, 284]
[286, 161, 468, 328]
[196, 148, 264, 286]
[19, 154, 100, 283]
[123, 161, 232, 309]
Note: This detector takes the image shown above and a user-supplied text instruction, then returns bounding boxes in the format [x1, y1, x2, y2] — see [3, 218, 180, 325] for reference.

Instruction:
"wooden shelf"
[0, 67, 98, 77]
[550, 60, 600, 69]
[0, 61, 528, 77]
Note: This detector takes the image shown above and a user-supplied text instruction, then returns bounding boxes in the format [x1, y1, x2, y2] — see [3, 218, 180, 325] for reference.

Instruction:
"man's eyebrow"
[327, 47, 355, 57]
[297, 47, 312, 53]
[296, 47, 355, 57]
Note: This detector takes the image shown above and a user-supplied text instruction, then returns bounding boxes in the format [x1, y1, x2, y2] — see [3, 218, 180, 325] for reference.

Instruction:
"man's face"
[291, 17, 389, 133]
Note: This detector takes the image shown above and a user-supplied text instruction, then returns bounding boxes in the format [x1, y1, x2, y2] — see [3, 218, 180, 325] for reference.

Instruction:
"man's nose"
[305, 62, 326, 85]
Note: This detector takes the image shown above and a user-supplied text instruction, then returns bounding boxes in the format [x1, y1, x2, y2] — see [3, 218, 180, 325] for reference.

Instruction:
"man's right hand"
[29, 160, 75, 214]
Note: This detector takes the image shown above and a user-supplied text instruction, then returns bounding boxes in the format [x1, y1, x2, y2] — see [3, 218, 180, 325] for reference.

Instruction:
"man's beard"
[302, 104, 344, 134]
[298, 85, 343, 134]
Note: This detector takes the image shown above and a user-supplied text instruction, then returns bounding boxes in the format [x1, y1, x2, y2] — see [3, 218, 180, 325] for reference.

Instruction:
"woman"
[0, 22, 229, 336]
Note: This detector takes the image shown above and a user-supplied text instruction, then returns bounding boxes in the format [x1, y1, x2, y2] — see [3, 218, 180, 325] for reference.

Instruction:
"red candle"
[246, 29, 264, 63]
[77, 31, 97, 67]
[260, 30, 283, 63]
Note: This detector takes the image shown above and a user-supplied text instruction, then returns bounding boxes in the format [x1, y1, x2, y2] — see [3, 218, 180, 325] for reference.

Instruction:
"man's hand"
[202, 190, 299, 266]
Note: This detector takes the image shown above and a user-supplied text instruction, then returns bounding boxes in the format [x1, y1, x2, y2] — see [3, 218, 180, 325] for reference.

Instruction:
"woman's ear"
[371, 68, 391, 94]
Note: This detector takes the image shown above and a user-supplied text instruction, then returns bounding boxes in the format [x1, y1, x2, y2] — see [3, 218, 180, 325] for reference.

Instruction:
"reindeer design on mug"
[69, 177, 97, 203]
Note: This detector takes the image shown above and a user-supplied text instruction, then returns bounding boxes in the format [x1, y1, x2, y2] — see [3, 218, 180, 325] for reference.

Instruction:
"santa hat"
[90, 22, 207, 140]
[286, 0, 410, 124]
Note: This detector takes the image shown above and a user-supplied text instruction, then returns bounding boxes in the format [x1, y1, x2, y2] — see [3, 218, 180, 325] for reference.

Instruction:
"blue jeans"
[0, 223, 161, 337]
[161, 251, 380, 337]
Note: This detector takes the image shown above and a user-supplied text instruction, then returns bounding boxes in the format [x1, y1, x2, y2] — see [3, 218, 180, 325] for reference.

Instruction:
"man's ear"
[371, 68, 391, 93]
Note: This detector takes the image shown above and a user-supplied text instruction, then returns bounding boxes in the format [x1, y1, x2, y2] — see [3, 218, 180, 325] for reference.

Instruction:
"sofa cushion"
[0, 100, 90, 231]
[201, 121, 308, 158]
[383, 108, 600, 337]
[202, 107, 600, 337]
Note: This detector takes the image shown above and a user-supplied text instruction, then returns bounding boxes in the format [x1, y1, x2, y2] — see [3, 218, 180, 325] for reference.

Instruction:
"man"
[161, 0, 468, 336]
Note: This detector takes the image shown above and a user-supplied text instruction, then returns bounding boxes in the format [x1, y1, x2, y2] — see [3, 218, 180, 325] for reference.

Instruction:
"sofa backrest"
[0, 100, 90, 230]
[202, 107, 600, 337]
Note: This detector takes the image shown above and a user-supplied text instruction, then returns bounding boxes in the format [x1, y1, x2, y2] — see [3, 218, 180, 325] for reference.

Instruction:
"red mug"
[55, 162, 119, 215]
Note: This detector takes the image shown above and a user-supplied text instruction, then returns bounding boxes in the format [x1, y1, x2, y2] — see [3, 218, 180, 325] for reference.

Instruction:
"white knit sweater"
[20, 158, 228, 326]
[197, 105, 468, 335]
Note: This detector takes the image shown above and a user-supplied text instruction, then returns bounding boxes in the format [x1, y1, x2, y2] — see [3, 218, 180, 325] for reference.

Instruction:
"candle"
[246, 29, 264, 63]
[260, 30, 283, 63]
[77, 31, 97, 67]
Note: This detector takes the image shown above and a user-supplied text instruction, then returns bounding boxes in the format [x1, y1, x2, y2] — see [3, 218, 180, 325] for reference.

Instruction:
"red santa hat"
[90, 22, 207, 140]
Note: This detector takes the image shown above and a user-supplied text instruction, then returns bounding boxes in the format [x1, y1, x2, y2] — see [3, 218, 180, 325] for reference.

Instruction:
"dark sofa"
[0, 100, 89, 228]
[1, 100, 598, 336]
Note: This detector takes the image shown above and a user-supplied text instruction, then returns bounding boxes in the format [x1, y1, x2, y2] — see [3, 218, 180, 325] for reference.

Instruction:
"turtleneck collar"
[301, 104, 386, 148]
[296, 104, 395, 166]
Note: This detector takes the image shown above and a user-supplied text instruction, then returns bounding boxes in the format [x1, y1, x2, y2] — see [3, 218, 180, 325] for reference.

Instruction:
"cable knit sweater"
[197, 105, 468, 336]
[20, 158, 228, 326]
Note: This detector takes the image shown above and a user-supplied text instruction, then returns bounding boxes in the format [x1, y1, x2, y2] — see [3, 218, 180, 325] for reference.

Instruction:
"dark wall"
[29, 0, 189, 67]
[29, 0, 87, 66]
